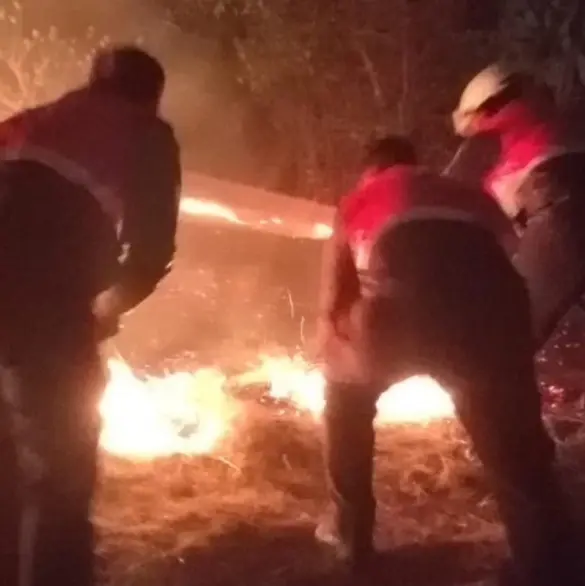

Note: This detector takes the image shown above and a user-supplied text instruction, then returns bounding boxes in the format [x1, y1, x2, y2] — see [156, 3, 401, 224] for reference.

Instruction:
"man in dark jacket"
[0, 45, 181, 586]
[445, 63, 585, 347]
[316, 135, 582, 586]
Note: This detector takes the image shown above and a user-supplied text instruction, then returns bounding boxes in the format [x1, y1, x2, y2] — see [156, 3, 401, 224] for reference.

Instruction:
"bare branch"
[351, 35, 386, 112]
[397, 0, 411, 132]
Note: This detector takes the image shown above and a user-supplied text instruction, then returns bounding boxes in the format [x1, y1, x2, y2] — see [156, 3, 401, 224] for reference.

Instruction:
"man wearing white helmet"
[443, 63, 585, 586]
[0, 45, 181, 586]
[446, 63, 585, 349]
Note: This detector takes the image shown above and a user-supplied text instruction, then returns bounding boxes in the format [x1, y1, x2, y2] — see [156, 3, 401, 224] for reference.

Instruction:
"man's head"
[89, 45, 166, 111]
[452, 63, 538, 137]
[362, 134, 418, 177]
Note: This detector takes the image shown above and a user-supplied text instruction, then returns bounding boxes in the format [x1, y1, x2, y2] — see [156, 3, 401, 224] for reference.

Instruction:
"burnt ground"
[96, 416, 500, 586]
[95, 407, 585, 586]
[95, 219, 585, 586]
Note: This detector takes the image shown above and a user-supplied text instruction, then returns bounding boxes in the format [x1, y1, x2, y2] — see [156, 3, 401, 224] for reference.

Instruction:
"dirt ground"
[94, 398, 585, 586]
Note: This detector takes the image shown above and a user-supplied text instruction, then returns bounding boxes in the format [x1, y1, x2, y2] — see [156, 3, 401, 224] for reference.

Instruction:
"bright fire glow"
[312, 223, 334, 239]
[238, 355, 455, 424]
[178, 196, 334, 240]
[376, 377, 455, 423]
[99, 360, 236, 459]
[99, 356, 454, 460]
[180, 197, 243, 224]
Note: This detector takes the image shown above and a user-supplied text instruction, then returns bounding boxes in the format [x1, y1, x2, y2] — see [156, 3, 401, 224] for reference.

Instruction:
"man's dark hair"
[363, 135, 418, 171]
[90, 45, 165, 105]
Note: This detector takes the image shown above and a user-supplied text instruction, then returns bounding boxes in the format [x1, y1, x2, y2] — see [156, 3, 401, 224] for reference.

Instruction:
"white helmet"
[453, 63, 521, 136]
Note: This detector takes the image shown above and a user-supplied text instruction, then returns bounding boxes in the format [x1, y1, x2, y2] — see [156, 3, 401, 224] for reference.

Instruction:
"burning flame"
[238, 355, 455, 424]
[312, 223, 334, 239]
[179, 196, 333, 240]
[99, 356, 454, 460]
[99, 360, 235, 459]
[179, 197, 243, 224]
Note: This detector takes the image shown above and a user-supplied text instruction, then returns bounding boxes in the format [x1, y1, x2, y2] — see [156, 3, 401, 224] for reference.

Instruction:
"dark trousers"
[0, 321, 105, 586]
[323, 220, 582, 585]
[0, 161, 110, 586]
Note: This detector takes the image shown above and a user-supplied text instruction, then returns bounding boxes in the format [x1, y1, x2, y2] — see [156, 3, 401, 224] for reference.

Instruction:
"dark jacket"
[0, 85, 181, 313]
[319, 165, 516, 332]
[444, 99, 584, 227]
[512, 151, 585, 345]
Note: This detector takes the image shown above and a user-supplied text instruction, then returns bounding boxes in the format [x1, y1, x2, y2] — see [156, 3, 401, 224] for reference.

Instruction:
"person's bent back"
[0, 45, 181, 336]
[317, 135, 582, 586]
[0, 45, 180, 586]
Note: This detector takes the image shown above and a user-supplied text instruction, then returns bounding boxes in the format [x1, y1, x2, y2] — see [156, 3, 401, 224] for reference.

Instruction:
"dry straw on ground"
[96, 395, 585, 586]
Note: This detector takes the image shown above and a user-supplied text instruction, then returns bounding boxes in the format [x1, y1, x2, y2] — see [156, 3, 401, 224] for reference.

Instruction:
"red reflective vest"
[339, 165, 516, 274]
[0, 85, 181, 320]
[0, 86, 161, 232]
[475, 101, 568, 218]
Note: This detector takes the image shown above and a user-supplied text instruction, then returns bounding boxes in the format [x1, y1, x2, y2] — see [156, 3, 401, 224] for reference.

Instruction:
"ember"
[99, 356, 455, 460]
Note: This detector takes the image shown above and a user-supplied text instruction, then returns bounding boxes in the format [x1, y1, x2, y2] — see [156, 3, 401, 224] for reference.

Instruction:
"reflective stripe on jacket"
[319, 165, 516, 327]
[341, 165, 516, 274]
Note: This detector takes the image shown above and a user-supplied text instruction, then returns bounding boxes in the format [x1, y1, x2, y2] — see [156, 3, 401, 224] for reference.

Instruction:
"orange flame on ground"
[179, 196, 333, 240]
[179, 197, 243, 224]
[99, 360, 236, 459]
[312, 223, 334, 239]
[238, 355, 455, 424]
[99, 356, 455, 460]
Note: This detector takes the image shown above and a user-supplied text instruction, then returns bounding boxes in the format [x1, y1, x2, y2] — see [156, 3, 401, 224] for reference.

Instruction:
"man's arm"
[318, 208, 361, 338]
[116, 121, 181, 312]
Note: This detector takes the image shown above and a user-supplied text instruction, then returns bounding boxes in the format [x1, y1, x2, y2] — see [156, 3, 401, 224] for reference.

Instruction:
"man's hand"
[93, 287, 126, 340]
[315, 308, 355, 362]
[314, 304, 373, 384]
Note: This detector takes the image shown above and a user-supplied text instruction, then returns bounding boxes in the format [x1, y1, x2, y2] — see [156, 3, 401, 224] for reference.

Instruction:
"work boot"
[314, 512, 375, 571]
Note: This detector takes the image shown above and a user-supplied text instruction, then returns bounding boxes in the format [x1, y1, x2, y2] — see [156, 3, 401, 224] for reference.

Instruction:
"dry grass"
[96, 395, 550, 586]
[94, 377, 585, 586]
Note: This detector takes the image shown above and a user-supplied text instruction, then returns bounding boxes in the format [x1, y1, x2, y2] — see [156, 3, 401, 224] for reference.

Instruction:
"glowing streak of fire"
[312, 223, 334, 239]
[99, 356, 454, 460]
[178, 196, 334, 239]
[179, 197, 243, 224]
